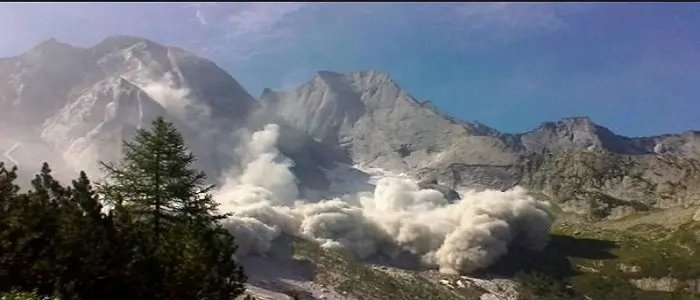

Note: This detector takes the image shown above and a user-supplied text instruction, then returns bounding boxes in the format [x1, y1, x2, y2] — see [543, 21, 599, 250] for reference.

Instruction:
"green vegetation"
[511, 220, 700, 300]
[0, 290, 59, 300]
[0, 117, 247, 300]
[292, 237, 476, 300]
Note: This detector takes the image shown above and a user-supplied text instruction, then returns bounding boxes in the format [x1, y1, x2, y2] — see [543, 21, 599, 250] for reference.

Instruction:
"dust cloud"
[215, 124, 553, 274]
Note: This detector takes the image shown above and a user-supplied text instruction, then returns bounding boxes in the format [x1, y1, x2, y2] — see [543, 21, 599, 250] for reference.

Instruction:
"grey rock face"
[0, 39, 94, 129]
[260, 70, 519, 176]
[2, 36, 699, 220]
[41, 76, 167, 176]
[0, 36, 257, 181]
[262, 70, 700, 219]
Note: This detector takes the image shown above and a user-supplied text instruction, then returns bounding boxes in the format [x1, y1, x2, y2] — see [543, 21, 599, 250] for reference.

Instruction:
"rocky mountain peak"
[0, 36, 260, 181]
[95, 35, 156, 48]
[344, 69, 395, 84]
[30, 38, 78, 54]
[520, 116, 629, 154]
[311, 70, 400, 99]
[262, 69, 521, 175]
[88, 35, 257, 125]
[315, 69, 393, 81]
[315, 70, 342, 80]
[260, 87, 275, 98]
[537, 116, 596, 132]
[90, 35, 161, 57]
[560, 116, 595, 124]
[2, 36, 700, 223]
[20, 38, 84, 66]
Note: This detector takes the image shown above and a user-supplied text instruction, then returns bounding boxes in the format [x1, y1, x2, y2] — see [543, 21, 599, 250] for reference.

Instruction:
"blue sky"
[1, 3, 698, 137]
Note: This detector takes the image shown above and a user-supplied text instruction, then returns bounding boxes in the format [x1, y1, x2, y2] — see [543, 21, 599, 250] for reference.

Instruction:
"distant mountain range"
[1, 35, 698, 220]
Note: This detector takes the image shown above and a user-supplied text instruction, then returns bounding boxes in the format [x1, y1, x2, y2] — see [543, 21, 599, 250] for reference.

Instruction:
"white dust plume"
[214, 124, 553, 274]
[137, 72, 210, 120]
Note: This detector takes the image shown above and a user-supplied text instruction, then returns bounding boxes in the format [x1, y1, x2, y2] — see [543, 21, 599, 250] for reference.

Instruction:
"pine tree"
[0, 162, 19, 207]
[27, 163, 67, 294]
[0, 163, 156, 299]
[0, 162, 20, 290]
[53, 171, 113, 299]
[98, 117, 227, 240]
[0, 163, 68, 295]
[97, 116, 247, 300]
[71, 171, 104, 221]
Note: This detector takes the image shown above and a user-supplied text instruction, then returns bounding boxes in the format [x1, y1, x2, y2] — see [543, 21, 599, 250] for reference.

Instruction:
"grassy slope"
[0, 291, 59, 300]
[291, 238, 480, 300]
[512, 208, 700, 300]
[284, 205, 700, 300]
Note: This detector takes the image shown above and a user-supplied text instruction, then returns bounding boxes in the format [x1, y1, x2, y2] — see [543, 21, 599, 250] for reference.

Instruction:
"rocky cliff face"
[0, 36, 258, 181]
[512, 121, 700, 219]
[40, 76, 167, 176]
[260, 70, 518, 174]
[1, 36, 699, 219]
[261, 71, 700, 219]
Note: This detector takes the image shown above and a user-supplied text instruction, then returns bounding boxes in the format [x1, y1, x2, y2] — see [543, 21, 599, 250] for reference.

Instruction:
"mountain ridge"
[12, 36, 696, 141]
[4, 35, 700, 300]
[1, 35, 699, 220]
[263, 69, 697, 148]
[0, 35, 258, 182]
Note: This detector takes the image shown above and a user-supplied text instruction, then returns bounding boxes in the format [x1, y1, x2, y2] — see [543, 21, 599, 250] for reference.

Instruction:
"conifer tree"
[98, 117, 227, 240]
[53, 171, 114, 299]
[0, 120, 249, 300]
[0, 162, 19, 207]
[97, 116, 247, 299]
[0, 162, 20, 291]
[24, 163, 67, 294]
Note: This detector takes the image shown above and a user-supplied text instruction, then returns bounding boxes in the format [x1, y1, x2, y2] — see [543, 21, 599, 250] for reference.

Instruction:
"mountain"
[2, 36, 700, 299]
[1, 35, 699, 217]
[0, 36, 257, 182]
[261, 71, 700, 220]
[260, 70, 514, 171]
